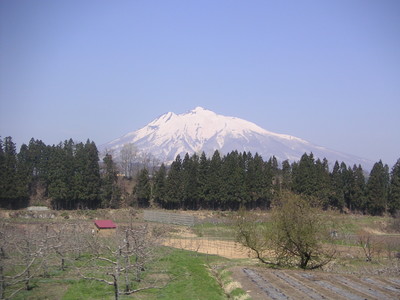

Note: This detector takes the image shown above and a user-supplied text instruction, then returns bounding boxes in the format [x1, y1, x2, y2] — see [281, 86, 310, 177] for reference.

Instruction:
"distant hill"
[100, 107, 374, 169]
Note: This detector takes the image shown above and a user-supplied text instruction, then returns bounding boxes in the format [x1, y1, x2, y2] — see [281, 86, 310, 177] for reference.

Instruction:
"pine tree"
[0, 138, 5, 204]
[388, 159, 400, 214]
[281, 160, 292, 191]
[206, 150, 222, 209]
[165, 155, 183, 209]
[314, 158, 331, 207]
[15, 144, 31, 202]
[220, 151, 247, 209]
[366, 160, 390, 215]
[197, 152, 209, 208]
[134, 168, 151, 207]
[48, 144, 68, 208]
[182, 153, 199, 209]
[292, 153, 317, 197]
[153, 163, 167, 207]
[1, 137, 18, 208]
[352, 165, 366, 212]
[101, 154, 121, 208]
[73, 140, 101, 208]
[330, 161, 345, 210]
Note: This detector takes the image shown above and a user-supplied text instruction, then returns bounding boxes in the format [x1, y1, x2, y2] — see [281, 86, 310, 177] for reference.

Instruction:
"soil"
[230, 266, 400, 300]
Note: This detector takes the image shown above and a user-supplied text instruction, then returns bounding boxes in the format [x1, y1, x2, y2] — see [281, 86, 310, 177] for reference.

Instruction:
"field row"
[239, 268, 400, 300]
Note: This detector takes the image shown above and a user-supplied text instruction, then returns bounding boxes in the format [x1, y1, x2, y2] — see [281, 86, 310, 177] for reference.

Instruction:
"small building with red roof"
[94, 220, 117, 235]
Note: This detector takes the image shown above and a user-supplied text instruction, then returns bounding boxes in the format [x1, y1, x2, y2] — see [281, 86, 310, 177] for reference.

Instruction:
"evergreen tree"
[330, 161, 345, 210]
[182, 153, 199, 209]
[388, 159, 400, 214]
[47, 144, 70, 208]
[134, 168, 151, 207]
[101, 154, 121, 208]
[15, 144, 31, 202]
[351, 165, 366, 212]
[197, 152, 209, 208]
[73, 140, 101, 208]
[165, 155, 183, 209]
[314, 158, 331, 207]
[1, 137, 18, 208]
[292, 153, 317, 197]
[27, 139, 50, 197]
[366, 160, 390, 215]
[281, 159, 292, 191]
[220, 151, 246, 209]
[153, 163, 167, 207]
[0, 138, 5, 204]
[206, 150, 222, 209]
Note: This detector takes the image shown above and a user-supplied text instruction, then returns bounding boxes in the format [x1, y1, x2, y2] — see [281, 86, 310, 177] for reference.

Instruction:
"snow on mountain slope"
[100, 107, 374, 169]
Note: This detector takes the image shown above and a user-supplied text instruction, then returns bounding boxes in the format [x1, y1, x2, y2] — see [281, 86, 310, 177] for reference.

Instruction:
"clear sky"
[1, 0, 399, 167]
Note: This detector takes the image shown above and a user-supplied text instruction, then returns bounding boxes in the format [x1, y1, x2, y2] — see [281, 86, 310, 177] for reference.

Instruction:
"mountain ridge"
[100, 107, 374, 169]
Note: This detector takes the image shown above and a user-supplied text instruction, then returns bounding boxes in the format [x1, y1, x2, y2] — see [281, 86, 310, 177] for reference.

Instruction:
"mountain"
[100, 107, 374, 169]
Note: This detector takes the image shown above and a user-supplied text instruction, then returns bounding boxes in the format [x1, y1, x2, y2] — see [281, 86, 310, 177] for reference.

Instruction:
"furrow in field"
[243, 268, 291, 300]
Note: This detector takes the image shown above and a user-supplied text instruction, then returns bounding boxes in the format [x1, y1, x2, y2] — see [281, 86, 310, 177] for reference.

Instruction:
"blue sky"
[1, 0, 399, 166]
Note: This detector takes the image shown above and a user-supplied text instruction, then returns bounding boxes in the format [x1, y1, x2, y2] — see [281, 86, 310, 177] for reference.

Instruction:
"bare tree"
[120, 143, 138, 178]
[357, 230, 384, 262]
[78, 224, 166, 300]
[233, 208, 274, 265]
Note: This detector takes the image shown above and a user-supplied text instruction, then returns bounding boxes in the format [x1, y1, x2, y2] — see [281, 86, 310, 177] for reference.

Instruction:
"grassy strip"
[141, 249, 226, 299]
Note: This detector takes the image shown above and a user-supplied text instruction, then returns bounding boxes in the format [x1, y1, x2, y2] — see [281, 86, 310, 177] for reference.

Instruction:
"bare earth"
[230, 266, 400, 300]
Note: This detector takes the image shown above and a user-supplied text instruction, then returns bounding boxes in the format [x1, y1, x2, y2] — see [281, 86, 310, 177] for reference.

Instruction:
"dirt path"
[163, 238, 252, 259]
[230, 267, 400, 300]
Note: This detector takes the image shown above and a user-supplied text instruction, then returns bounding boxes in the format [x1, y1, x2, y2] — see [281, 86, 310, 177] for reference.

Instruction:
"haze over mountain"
[101, 107, 374, 169]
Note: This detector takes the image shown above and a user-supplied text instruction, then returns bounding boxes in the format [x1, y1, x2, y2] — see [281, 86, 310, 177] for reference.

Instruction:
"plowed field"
[231, 267, 400, 300]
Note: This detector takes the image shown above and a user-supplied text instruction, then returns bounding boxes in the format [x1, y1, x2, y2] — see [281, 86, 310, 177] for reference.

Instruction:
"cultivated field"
[1, 209, 400, 299]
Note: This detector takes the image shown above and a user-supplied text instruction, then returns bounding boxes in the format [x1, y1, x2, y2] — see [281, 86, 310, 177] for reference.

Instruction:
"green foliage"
[134, 168, 151, 207]
[366, 160, 390, 215]
[388, 159, 400, 214]
[270, 192, 336, 269]
[101, 154, 121, 208]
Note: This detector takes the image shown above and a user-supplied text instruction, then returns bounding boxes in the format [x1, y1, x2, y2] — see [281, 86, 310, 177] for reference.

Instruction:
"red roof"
[94, 220, 117, 229]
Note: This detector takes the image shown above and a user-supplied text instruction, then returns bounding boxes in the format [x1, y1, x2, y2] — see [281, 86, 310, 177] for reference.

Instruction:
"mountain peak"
[101, 107, 374, 169]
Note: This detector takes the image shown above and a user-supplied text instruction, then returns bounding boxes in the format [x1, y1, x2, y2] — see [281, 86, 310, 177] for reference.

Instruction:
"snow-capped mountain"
[100, 107, 373, 169]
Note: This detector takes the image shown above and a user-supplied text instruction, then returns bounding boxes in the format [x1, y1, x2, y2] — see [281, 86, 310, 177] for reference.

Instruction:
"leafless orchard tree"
[357, 230, 384, 262]
[78, 223, 167, 300]
[0, 223, 52, 299]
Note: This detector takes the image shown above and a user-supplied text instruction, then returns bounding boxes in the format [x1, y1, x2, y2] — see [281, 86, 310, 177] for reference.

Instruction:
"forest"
[0, 136, 399, 215]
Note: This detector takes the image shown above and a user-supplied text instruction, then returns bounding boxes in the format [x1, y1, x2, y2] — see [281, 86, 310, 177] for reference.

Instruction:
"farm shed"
[94, 220, 117, 236]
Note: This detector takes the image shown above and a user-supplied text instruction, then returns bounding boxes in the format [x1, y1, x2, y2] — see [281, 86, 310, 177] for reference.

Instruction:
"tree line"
[1, 136, 400, 215]
[140, 151, 400, 215]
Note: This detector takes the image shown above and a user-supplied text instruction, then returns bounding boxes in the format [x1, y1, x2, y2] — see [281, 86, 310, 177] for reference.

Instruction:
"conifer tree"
[182, 153, 199, 209]
[73, 140, 101, 208]
[207, 150, 222, 209]
[15, 144, 31, 203]
[366, 160, 390, 215]
[292, 153, 317, 197]
[101, 154, 121, 208]
[197, 152, 209, 208]
[388, 159, 400, 214]
[330, 161, 345, 210]
[134, 168, 151, 207]
[281, 160, 292, 191]
[47, 144, 70, 208]
[0, 138, 5, 204]
[1, 137, 18, 208]
[314, 158, 331, 207]
[165, 155, 183, 208]
[153, 163, 167, 207]
[351, 165, 366, 212]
